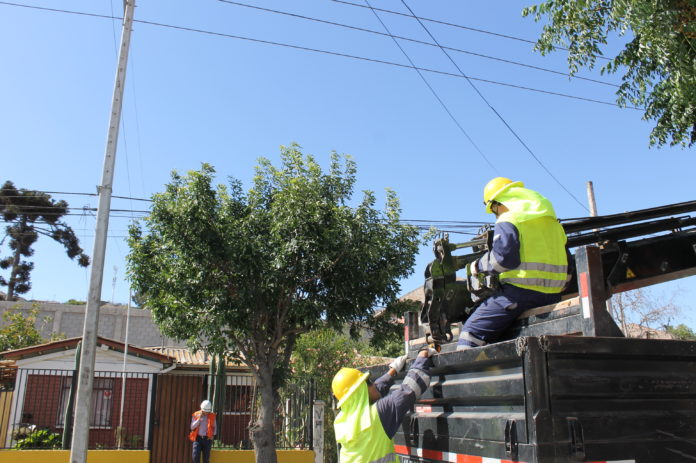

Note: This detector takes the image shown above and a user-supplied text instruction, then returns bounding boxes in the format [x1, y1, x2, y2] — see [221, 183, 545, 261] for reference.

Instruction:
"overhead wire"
[0, 1, 638, 109]
[0, 191, 153, 202]
[362, 0, 495, 171]
[2, 190, 492, 232]
[110, 0, 148, 202]
[0, 204, 150, 214]
[217, 0, 619, 88]
[399, 0, 589, 213]
[331, 0, 613, 61]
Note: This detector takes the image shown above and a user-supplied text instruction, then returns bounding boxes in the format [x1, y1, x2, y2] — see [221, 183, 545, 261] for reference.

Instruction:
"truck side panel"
[366, 336, 696, 463]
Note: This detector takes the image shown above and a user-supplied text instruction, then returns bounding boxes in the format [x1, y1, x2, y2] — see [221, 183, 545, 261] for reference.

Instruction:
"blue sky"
[1, 1, 694, 326]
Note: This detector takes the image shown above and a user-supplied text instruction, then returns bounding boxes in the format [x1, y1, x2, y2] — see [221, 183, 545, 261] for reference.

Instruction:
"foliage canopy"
[665, 323, 696, 340]
[523, 0, 696, 147]
[127, 145, 420, 461]
[0, 307, 64, 352]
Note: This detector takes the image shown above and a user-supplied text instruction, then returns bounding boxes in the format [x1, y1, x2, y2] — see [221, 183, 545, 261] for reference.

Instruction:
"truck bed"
[364, 335, 696, 463]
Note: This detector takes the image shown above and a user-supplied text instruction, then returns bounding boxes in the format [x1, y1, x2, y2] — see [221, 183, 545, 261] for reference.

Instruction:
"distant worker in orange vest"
[190, 399, 216, 463]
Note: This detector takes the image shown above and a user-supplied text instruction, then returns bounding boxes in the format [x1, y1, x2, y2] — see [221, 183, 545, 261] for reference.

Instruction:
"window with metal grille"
[57, 377, 114, 428]
[224, 376, 253, 414]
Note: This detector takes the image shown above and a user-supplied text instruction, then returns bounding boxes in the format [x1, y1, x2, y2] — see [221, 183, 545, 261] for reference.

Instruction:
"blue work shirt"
[371, 356, 432, 438]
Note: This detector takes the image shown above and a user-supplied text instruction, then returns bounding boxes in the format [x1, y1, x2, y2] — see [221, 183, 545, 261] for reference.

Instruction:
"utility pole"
[70, 2, 135, 462]
[587, 181, 615, 319]
[586, 181, 598, 218]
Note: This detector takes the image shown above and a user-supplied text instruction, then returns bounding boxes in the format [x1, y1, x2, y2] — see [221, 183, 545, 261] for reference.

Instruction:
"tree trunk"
[250, 361, 277, 463]
[6, 244, 21, 301]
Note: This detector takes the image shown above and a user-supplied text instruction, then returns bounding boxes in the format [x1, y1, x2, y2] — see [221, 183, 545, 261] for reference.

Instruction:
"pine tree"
[0, 181, 90, 300]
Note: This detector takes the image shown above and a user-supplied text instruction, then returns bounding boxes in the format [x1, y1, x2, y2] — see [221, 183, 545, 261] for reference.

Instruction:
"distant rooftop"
[144, 346, 248, 370]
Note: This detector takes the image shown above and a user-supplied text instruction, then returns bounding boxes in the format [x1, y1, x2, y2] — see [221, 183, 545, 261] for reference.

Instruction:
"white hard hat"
[200, 400, 213, 412]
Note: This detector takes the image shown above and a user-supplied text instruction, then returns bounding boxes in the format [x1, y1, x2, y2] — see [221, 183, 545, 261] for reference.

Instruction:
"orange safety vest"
[189, 411, 216, 442]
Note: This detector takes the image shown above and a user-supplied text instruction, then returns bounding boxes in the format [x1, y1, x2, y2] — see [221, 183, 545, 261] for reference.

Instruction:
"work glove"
[467, 260, 487, 293]
[466, 260, 479, 276]
[418, 345, 439, 357]
[389, 354, 408, 373]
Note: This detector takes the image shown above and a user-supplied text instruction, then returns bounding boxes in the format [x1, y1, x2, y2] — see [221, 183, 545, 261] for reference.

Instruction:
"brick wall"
[0, 301, 186, 348]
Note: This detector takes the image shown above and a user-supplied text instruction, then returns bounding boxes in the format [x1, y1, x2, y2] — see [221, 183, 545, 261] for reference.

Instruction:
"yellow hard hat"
[332, 367, 370, 408]
[483, 177, 524, 213]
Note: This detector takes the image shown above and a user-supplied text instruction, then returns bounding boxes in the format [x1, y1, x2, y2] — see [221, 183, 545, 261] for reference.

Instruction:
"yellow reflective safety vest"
[495, 187, 568, 294]
[334, 382, 398, 463]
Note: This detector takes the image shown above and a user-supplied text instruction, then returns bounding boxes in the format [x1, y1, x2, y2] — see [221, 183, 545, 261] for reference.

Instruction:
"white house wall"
[14, 347, 166, 374]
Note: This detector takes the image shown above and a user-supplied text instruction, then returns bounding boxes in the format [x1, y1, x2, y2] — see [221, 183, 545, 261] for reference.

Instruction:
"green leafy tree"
[523, 0, 696, 147]
[0, 308, 43, 351]
[0, 306, 64, 351]
[127, 145, 420, 463]
[291, 329, 366, 463]
[665, 323, 696, 340]
[290, 328, 397, 463]
[0, 181, 90, 300]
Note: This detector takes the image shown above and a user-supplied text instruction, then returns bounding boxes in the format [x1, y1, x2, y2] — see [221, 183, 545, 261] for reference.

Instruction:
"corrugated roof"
[145, 347, 247, 369]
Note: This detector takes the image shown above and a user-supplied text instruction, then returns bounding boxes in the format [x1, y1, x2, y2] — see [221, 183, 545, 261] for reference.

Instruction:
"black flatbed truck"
[362, 201, 696, 463]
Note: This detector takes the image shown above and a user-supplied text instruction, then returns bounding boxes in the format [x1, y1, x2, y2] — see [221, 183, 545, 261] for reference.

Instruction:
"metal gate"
[150, 374, 203, 463]
[150, 373, 315, 463]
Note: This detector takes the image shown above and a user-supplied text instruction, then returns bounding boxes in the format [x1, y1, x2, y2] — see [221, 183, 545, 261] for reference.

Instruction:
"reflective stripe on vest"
[497, 195, 568, 294]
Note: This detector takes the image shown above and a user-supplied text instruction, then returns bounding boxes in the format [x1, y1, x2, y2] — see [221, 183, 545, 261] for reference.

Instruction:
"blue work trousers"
[458, 284, 561, 349]
[192, 435, 212, 463]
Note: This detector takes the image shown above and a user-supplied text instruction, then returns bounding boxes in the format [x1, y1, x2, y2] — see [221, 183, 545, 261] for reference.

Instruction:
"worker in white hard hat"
[457, 177, 570, 350]
[189, 399, 216, 463]
[332, 347, 436, 463]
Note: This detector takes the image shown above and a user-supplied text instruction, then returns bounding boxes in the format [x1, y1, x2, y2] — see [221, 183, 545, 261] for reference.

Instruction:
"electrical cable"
[0, 191, 153, 202]
[0, 204, 150, 214]
[217, 0, 619, 88]
[399, 0, 589, 212]
[330, 0, 612, 61]
[3, 191, 492, 226]
[0, 1, 638, 109]
[363, 0, 496, 172]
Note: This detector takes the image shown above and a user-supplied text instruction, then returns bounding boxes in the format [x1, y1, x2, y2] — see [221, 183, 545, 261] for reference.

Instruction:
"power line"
[2, 231, 132, 239]
[399, 0, 589, 212]
[331, 0, 612, 61]
[218, 0, 619, 88]
[3, 190, 492, 225]
[0, 1, 637, 109]
[363, 0, 496, 171]
[0, 203, 149, 213]
[0, 190, 153, 201]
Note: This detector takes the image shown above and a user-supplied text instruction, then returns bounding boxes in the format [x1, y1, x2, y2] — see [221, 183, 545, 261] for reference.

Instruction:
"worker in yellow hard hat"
[332, 348, 435, 463]
[458, 177, 569, 350]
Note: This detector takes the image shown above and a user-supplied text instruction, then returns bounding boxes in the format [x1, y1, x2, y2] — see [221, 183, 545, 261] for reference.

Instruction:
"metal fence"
[274, 379, 316, 450]
[0, 367, 154, 450]
[0, 367, 315, 455]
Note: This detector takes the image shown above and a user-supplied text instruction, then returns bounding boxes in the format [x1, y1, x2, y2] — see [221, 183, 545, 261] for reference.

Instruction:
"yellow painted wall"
[1, 449, 314, 463]
[211, 449, 314, 463]
[0, 450, 150, 463]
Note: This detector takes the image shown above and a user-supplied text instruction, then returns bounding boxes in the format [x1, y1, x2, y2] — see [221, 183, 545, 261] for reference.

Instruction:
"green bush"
[14, 428, 62, 449]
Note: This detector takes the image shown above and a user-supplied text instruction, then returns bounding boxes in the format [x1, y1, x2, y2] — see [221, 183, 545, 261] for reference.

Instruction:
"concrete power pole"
[70, 2, 136, 462]
[586, 181, 598, 218]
